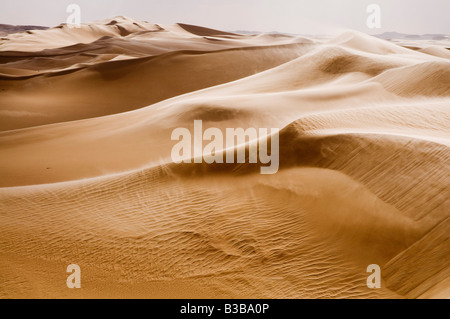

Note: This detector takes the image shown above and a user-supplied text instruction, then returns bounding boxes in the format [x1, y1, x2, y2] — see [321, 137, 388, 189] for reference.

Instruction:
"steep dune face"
[0, 43, 311, 131]
[0, 19, 449, 298]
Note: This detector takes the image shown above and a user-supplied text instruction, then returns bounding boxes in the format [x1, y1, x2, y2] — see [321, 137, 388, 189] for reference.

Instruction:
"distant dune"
[375, 31, 450, 41]
[0, 24, 48, 36]
[0, 17, 448, 299]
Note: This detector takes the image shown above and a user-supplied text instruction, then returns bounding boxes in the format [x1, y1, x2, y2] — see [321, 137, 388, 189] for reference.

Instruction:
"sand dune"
[0, 19, 312, 131]
[0, 18, 448, 299]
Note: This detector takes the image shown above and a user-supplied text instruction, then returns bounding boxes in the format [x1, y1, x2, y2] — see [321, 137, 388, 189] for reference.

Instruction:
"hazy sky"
[1, 0, 449, 35]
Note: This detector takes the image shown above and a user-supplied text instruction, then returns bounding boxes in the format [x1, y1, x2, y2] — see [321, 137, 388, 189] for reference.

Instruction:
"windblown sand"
[0, 17, 449, 298]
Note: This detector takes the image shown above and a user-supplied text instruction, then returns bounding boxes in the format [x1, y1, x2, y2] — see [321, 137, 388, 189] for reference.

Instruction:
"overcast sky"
[1, 0, 449, 35]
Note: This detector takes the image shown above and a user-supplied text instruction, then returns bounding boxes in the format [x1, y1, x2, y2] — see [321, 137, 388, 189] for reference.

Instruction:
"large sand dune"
[0, 17, 448, 298]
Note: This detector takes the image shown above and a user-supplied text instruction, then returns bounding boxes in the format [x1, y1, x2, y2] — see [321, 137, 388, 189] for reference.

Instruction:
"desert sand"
[0, 16, 449, 298]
